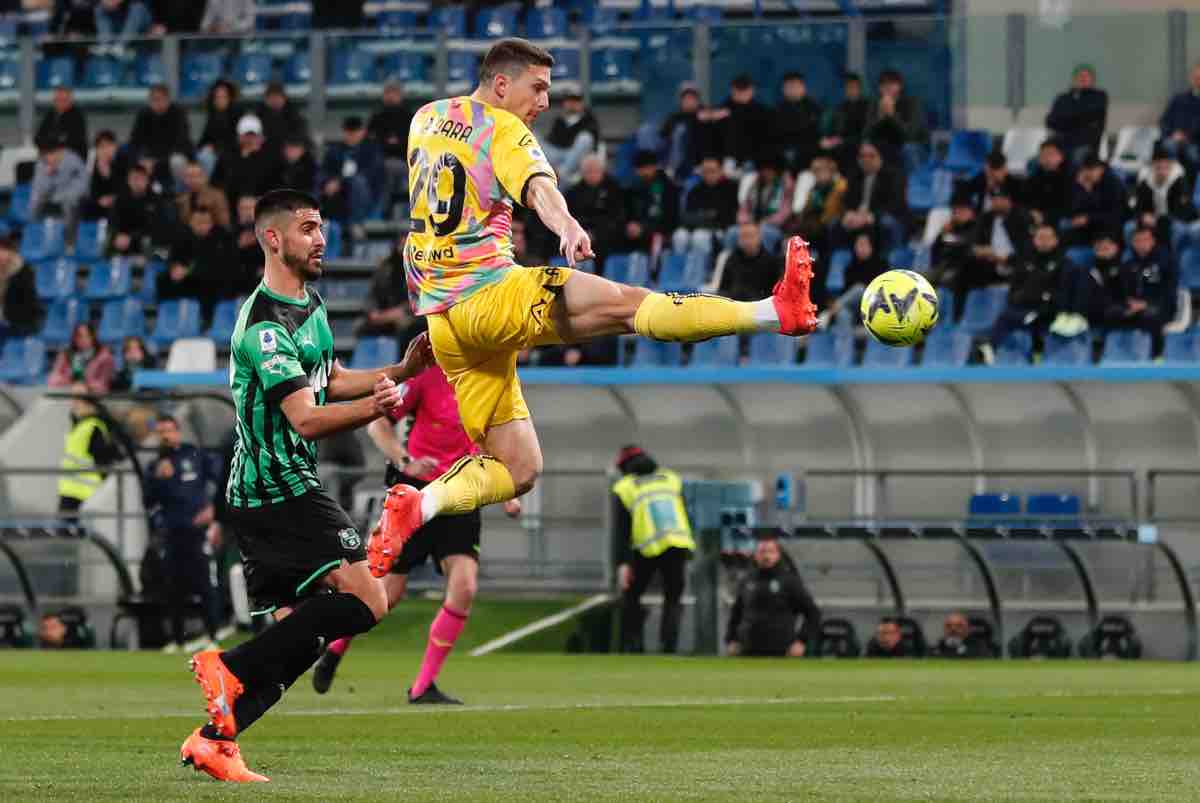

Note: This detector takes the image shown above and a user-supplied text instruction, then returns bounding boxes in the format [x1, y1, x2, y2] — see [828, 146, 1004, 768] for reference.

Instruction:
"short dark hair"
[879, 69, 903, 85]
[127, 164, 148, 177]
[149, 83, 169, 96]
[782, 71, 805, 83]
[343, 115, 365, 131]
[731, 74, 754, 90]
[478, 38, 554, 85]
[1133, 225, 1157, 239]
[94, 130, 116, 146]
[986, 151, 1007, 169]
[156, 413, 179, 427]
[190, 205, 213, 218]
[254, 189, 321, 228]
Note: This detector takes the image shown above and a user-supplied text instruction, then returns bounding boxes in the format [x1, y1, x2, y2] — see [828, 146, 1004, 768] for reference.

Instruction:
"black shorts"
[228, 487, 365, 615]
[384, 467, 481, 575]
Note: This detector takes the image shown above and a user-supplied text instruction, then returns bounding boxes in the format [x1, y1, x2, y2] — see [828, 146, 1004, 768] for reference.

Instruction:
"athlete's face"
[273, 208, 325, 280]
[498, 65, 551, 126]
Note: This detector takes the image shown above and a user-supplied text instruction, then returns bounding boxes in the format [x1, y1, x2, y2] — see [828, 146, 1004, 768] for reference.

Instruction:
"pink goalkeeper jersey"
[386, 364, 478, 475]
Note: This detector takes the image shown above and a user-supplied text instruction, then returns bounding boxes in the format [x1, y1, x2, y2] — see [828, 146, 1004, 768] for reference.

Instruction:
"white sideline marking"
[468, 592, 614, 657]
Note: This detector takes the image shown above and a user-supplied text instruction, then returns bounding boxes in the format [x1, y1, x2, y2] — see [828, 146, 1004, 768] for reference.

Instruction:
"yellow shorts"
[428, 266, 572, 443]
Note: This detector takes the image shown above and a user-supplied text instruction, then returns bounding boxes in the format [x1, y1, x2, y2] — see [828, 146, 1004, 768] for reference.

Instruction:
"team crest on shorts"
[338, 527, 361, 550]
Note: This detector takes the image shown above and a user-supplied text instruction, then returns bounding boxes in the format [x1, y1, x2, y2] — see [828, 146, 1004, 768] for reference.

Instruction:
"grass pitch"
[2, 601, 1200, 802]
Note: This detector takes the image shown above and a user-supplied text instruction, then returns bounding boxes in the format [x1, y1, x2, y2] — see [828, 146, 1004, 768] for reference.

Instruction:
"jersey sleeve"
[492, 113, 557, 207]
[240, 321, 308, 403]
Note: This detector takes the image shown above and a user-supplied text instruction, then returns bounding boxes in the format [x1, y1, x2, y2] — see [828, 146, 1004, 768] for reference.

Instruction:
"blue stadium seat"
[959, 286, 1008, 335]
[906, 165, 935, 211]
[20, 218, 65, 263]
[825, 249, 851, 295]
[888, 246, 915, 270]
[377, 9, 420, 29]
[379, 52, 428, 84]
[0, 57, 19, 92]
[206, 297, 243, 347]
[233, 52, 273, 90]
[321, 220, 342, 260]
[995, 329, 1033, 365]
[7, 183, 30, 226]
[84, 258, 133, 301]
[1064, 246, 1095, 269]
[656, 251, 688, 291]
[430, 6, 467, 37]
[1101, 329, 1153, 363]
[474, 3, 520, 37]
[690, 337, 739, 367]
[82, 56, 121, 90]
[36, 57, 74, 90]
[683, 4, 722, 21]
[278, 10, 312, 30]
[624, 252, 651, 286]
[1164, 331, 1200, 362]
[936, 286, 956, 323]
[527, 7, 567, 38]
[969, 492, 1020, 517]
[604, 253, 631, 284]
[180, 52, 225, 101]
[135, 52, 165, 87]
[863, 336, 913, 367]
[919, 328, 972, 367]
[0, 337, 46, 384]
[632, 338, 682, 367]
[447, 52, 479, 85]
[149, 299, 202, 348]
[549, 48, 581, 83]
[803, 331, 854, 367]
[590, 49, 635, 90]
[1043, 333, 1091, 365]
[139, 260, 164, 303]
[1027, 493, 1080, 520]
[1179, 247, 1200, 291]
[943, 129, 992, 174]
[75, 219, 108, 264]
[746, 333, 796, 366]
[97, 297, 145, 345]
[285, 51, 311, 86]
[40, 298, 84, 346]
[330, 47, 376, 86]
[350, 336, 399, 369]
[682, 251, 709, 287]
[584, 6, 621, 35]
[35, 259, 75, 301]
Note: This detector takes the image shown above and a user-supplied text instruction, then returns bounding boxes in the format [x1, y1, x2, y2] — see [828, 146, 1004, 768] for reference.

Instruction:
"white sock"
[419, 484, 444, 524]
[751, 299, 781, 332]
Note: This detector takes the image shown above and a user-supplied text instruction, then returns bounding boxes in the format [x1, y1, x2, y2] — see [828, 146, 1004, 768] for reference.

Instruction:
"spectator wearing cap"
[734, 151, 794, 254]
[0, 235, 43, 343]
[725, 533, 821, 658]
[1132, 142, 1199, 251]
[1063, 152, 1127, 248]
[957, 152, 1024, 215]
[129, 84, 193, 183]
[1022, 138, 1073, 229]
[109, 163, 171, 256]
[197, 80, 242, 177]
[865, 69, 929, 167]
[200, 0, 253, 33]
[30, 133, 89, 233]
[36, 87, 87, 161]
[320, 116, 385, 236]
[255, 82, 310, 158]
[544, 91, 599, 185]
[211, 114, 278, 213]
[623, 151, 679, 253]
[837, 140, 907, 250]
[1102, 225, 1177, 354]
[368, 81, 420, 207]
[672, 155, 739, 256]
[1046, 64, 1108, 163]
[95, 0, 152, 41]
[719, 74, 773, 169]
[660, 83, 705, 181]
[711, 221, 781, 302]
[177, 159, 230, 231]
[821, 72, 871, 175]
[783, 150, 846, 268]
[611, 445, 695, 654]
[82, 130, 120, 222]
[1160, 63, 1200, 173]
[774, 72, 823, 176]
[273, 134, 319, 196]
[566, 153, 628, 273]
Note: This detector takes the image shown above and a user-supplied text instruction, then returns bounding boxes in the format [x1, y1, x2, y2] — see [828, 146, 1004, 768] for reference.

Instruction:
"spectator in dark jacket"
[129, 84, 192, 175]
[1045, 64, 1108, 162]
[356, 236, 425, 351]
[623, 151, 679, 252]
[957, 152, 1024, 215]
[968, 184, 1033, 289]
[211, 114, 278, 213]
[233, 194, 264, 288]
[0, 237, 43, 342]
[672, 155, 738, 255]
[864, 69, 929, 165]
[715, 222, 781, 302]
[51, 0, 98, 37]
[1132, 142, 1199, 249]
[928, 193, 981, 311]
[177, 160, 231, 231]
[838, 140, 907, 249]
[819, 231, 888, 326]
[1160, 63, 1200, 171]
[821, 72, 871, 175]
[197, 79, 241, 177]
[111, 335, 157, 392]
[725, 533, 820, 658]
[368, 81, 419, 206]
[83, 130, 121, 222]
[660, 84, 710, 181]
[543, 91, 599, 184]
[865, 618, 910, 658]
[719, 74, 772, 168]
[160, 206, 237, 317]
[273, 134, 319, 195]
[932, 613, 993, 659]
[312, 0, 364, 29]
[110, 164, 171, 255]
[255, 82, 310, 158]
[1103, 226, 1177, 353]
[566, 154, 627, 273]
[320, 116, 385, 232]
[775, 72, 823, 176]
[1021, 138, 1074, 228]
[36, 87, 87, 161]
[1063, 152, 1127, 247]
[148, 0, 204, 32]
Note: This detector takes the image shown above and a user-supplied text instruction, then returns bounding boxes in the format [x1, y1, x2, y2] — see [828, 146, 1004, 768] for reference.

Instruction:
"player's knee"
[355, 582, 388, 622]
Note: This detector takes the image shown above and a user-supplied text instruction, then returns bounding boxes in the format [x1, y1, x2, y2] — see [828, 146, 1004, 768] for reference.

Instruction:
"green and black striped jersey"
[226, 282, 335, 509]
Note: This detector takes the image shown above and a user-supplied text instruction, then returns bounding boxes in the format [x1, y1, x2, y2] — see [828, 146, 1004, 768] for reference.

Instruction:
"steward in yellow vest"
[611, 445, 695, 654]
[58, 389, 119, 519]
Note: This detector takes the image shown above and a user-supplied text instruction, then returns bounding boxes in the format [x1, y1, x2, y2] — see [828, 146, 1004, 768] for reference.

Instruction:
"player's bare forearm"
[325, 333, 434, 401]
[527, 175, 576, 237]
[280, 391, 383, 440]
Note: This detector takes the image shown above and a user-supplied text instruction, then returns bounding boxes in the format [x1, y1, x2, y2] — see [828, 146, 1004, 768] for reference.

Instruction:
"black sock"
[222, 592, 376, 692]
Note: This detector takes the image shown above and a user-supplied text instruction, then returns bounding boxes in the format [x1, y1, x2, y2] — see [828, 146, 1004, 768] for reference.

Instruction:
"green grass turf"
[2, 602, 1200, 802]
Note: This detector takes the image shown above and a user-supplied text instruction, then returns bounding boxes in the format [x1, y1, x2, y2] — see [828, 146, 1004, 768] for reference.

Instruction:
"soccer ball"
[859, 270, 939, 347]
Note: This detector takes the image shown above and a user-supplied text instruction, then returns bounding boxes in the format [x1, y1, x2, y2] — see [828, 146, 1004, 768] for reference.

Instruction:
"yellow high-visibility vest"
[612, 469, 695, 558]
[58, 416, 108, 502]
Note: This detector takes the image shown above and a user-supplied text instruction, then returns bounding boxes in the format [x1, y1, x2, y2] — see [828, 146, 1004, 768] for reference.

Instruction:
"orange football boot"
[772, 236, 819, 335]
[367, 484, 423, 578]
[189, 649, 243, 737]
[180, 727, 269, 783]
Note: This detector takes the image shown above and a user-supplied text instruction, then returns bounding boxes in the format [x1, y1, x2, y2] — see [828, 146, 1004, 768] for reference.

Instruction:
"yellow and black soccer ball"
[859, 270, 939, 347]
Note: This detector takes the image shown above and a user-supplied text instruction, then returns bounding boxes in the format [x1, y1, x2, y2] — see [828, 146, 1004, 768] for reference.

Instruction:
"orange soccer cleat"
[180, 728, 269, 783]
[189, 649, 244, 738]
[367, 484, 424, 578]
[772, 236, 819, 336]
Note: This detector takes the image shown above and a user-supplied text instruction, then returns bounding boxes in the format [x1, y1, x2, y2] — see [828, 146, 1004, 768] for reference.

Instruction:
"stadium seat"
[862, 336, 913, 367]
[906, 165, 953, 212]
[814, 618, 861, 658]
[888, 246, 915, 270]
[1109, 125, 1159, 175]
[1077, 614, 1142, 660]
[430, 5, 467, 37]
[1001, 127, 1048, 176]
[350, 336, 399, 369]
[83, 258, 132, 301]
[943, 129, 993, 174]
[624, 252, 651, 286]
[936, 286, 956, 322]
[1027, 493, 1081, 530]
[1064, 246, 1095, 269]
[180, 52, 225, 100]
[969, 492, 1020, 517]
[919, 328, 972, 367]
[0, 57, 18, 93]
[75, 219, 108, 263]
[527, 7, 567, 38]
[959, 286, 1007, 335]
[1043, 333, 1091, 365]
[329, 47, 376, 86]
[40, 298, 84, 346]
[0, 336, 46, 384]
[138, 260, 164, 303]
[82, 56, 121, 90]
[604, 253, 632, 284]
[920, 207, 952, 248]
[993, 329, 1032, 365]
[1101, 329, 1153, 363]
[896, 617, 928, 657]
[1008, 615, 1071, 659]
[36, 56, 74, 90]
[825, 249, 851, 295]
[803, 331, 854, 367]
[135, 52, 166, 87]
[378, 51, 428, 84]
[590, 49, 636, 94]
[631, 338, 682, 367]
[584, 5, 620, 35]
[321, 220, 343, 260]
[966, 617, 1002, 658]
[549, 47, 581, 84]
[1164, 331, 1200, 361]
[166, 338, 217, 373]
[1179, 247, 1200, 290]
[690, 337, 739, 367]
[35, 258, 75, 301]
[285, 51, 311, 86]
[233, 52, 273, 90]
[20, 218, 65, 263]
[474, 3, 520, 37]
[746, 333, 796, 366]
[97, 298, 145, 345]
[656, 251, 688, 291]
[149, 299, 202, 348]
[447, 52, 479, 87]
